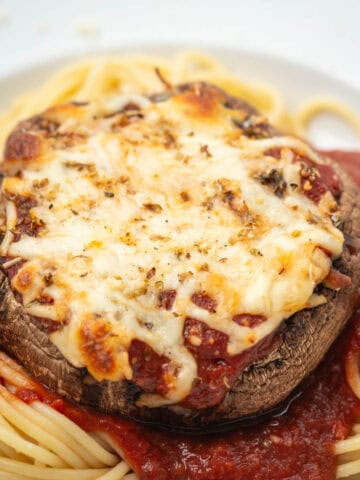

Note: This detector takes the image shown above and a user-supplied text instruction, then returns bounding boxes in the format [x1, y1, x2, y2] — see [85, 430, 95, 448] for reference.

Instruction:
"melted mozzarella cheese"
[1, 91, 344, 406]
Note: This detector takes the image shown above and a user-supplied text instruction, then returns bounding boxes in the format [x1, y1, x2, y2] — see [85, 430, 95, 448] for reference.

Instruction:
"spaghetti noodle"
[0, 51, 359, 479]
[0, 51, 358, 149]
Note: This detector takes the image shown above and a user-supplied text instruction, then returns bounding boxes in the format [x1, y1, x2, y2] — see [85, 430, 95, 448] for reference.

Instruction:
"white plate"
[0, 45, 359, 151]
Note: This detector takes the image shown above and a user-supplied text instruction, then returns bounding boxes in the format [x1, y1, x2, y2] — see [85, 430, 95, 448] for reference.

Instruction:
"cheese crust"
[0, 83, 344, 407]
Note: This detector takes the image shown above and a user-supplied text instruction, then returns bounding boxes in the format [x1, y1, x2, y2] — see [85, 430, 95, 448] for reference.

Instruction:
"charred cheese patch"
[0, 83, 344, 407]
[78, 316, 132, 382]
[4, 131, 41, 162]
[173, 83, 224, 121]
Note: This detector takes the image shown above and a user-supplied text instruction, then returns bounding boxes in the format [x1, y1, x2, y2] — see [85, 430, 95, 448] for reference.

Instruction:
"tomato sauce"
[182, 318, 278, 409]
[12, 150, 360, 480]
[322, 150, 360, 186]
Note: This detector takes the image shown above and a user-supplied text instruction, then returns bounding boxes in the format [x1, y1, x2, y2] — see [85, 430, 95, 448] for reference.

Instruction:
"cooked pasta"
[0, 352, 130, 479]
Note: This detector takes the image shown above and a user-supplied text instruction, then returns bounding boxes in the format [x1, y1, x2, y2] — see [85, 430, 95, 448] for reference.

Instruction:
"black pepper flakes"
[258, 169, 287, 197]
[233, 114, 271, 139]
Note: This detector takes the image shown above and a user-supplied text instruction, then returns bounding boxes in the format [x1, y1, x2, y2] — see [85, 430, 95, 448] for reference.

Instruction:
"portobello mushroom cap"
[0, 82, 359, 431]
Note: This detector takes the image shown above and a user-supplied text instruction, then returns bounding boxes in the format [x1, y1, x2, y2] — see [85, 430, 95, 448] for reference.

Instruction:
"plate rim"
[0, 41, 359, 97]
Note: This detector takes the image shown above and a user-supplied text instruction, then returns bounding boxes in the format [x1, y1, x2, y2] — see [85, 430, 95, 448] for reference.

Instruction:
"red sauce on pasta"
[13, 150, 360, 480]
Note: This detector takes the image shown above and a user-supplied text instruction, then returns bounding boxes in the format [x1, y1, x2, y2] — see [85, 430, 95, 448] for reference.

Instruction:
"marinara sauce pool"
[15, 150, 360, 480]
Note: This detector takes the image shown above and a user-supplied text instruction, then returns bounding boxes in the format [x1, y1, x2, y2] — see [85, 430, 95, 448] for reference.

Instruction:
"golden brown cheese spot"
[180, 191, 190, 202]
[271, 250, 295, 276]
[20, 105, 88, 150]
[44, 103, 87, 124]
[78, 318, 131, 382]
[79, 320, 115, 378]
[11, 263, 45, 305]
[19, 114, 60, 138]
[4, 131, 41, 162]
[173, 83, 224, 121]
[199, 273, 242, 318]
[12, 265, 34, 291]
[143, 203, 163, 213]
[2, 177, 30, 198]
